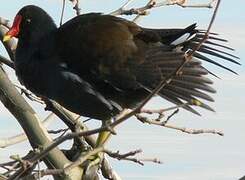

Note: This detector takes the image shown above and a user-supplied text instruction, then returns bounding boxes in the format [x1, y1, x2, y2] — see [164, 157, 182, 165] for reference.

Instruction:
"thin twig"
[48, 128, 69, 134]
[29, 169, 64, 179]
[42, 100, 122, 179]
[0, 25, 16, 60]
[187, 0, 220, 57]
[0, 174, 8, 180]
[14, 84, 44, 104]
[139, 102, 189, 122]
[15, 147, 104, 179]
[60, 0, 66, 26]
[105, 149, 162, 166]
[0, 17, 11, 28]
[0, 55, 14, 69]
[37, 160, 41, 180]
[133, 0, 156, 22]
[1, 151, 36, 177]
[175, 0, 215, 8]
[166, 109, 179, 122]
[110, 0, 215, 20]
[110, 0, 134, 15]
[141, 102, 190, 115]
[105, 149, 142, 160]
[135, 114, 224, 136]
[111, 0, 155, 16]
[70, 0, 81, 15]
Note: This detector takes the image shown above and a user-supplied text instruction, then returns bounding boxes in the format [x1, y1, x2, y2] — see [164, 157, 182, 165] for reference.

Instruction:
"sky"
[0, 0, 244, 180]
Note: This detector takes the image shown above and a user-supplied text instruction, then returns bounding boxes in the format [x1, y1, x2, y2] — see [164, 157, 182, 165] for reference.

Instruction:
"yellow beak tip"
[3, 35, 11, 42]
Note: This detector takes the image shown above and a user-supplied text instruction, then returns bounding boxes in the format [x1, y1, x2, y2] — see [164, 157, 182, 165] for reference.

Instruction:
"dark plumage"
[4, 5, 239, 120]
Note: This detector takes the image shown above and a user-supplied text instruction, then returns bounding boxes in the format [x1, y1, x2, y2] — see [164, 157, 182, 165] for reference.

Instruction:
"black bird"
[3, 5, 239, 145]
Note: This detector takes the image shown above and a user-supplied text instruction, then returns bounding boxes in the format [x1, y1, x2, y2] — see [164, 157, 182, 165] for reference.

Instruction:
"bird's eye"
[26, 18, 31, 23]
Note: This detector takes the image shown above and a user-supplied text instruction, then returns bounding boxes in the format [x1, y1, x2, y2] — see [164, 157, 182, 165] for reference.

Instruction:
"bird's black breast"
[15, 49, 120, 120]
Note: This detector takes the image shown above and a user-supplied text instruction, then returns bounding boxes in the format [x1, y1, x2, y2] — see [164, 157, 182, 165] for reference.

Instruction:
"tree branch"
[69, 0, 81, 15]
[0, 113, 55, 148]
[110, 0, 215, 17]
[0, 17, 11, 28]
[135, 114, 224, 136]
[0, 55, 14, 69]
[105, 149, 162, 166]
[0, 25, 16, 60]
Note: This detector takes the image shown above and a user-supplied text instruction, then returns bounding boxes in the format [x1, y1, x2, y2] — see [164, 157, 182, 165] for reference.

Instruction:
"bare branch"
[0, 25, 16, 60]
[28, 169, 64, 179]
[140, 102, 190, 123]
[105, 149, 162, 166]
[174, 0, 216, 8]
[133, 0, 156, 22]
[24, 147, 104, 179]
[0, 17, 11, 28]
[14, 84, 45, 104]
[186, 0, 220, 59]
[0, 151, 37, 178]
[140, 102, 190, 115]
[106, 149, 142, 159]
[48, 128, 69, 135]
[43, 99, 122, 180]
[110, 0, 155, 16]
[110, 0, 215, 20]
[60, 0, 66, 26]
[0, 175, 7, 180]
[0, 113, 55, 148]
[135, 114, 224, 136]
[0, 55, 14, 69]
[69, 0, 81, 15]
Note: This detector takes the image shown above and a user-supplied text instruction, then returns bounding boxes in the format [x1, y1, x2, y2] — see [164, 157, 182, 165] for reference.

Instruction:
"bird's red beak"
[3, 15, 22, 42]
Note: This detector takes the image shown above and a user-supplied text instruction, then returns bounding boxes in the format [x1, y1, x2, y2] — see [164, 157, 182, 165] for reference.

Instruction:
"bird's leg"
[95, 108, 131, 147]
[95, 118, 114, 147]
[86, 109, 131, 170]
[85, 118, 114, 171]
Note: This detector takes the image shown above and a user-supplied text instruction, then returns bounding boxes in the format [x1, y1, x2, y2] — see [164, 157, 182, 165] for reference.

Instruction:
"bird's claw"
[84, 152, 104, 174]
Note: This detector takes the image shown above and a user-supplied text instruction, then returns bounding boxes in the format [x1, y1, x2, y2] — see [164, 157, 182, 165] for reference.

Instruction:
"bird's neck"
[18, 22, 57, 47]
[15, 29, 57, 68]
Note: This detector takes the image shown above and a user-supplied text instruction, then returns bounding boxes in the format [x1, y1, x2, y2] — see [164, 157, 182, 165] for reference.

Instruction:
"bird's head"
[3, 5, 56, 42]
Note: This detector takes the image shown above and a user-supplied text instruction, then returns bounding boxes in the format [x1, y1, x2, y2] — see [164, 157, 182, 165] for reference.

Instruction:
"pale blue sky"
[0, 1, 244, 180]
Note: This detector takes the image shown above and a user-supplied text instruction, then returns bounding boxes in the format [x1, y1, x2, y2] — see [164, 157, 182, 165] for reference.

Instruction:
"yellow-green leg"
[86, 120, 112, 170]
[95, 129, 112, 147]
[87, 109, 131, 170]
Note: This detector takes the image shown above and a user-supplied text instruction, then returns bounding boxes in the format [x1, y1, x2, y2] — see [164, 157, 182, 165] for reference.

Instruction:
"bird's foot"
[84, 152, 104, 174]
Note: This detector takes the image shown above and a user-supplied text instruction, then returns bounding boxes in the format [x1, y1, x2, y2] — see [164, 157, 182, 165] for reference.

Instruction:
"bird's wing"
[143, 23, 198, 45]
[130, 25, 240, 114]
[143, 24, 240, 75]
[56, 13, 150, 90]
[37, 62, 119, 120]
[56, 14, 239, 114]
[131, 46, 215, 115]
[58, 70, 121, 119]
